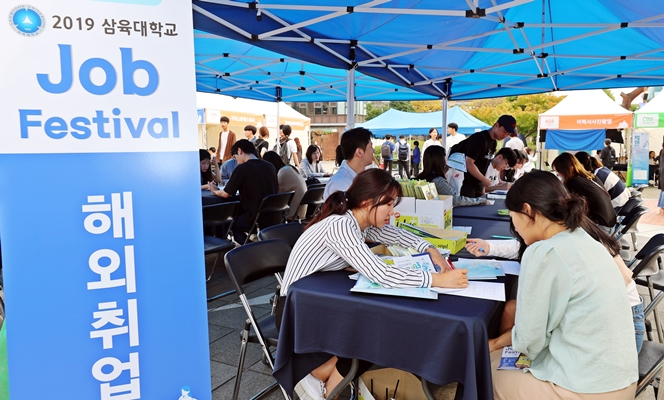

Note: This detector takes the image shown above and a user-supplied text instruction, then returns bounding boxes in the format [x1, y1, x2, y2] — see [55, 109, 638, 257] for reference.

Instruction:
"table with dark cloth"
[273, 271, 503, 400]
[201, 189, 239, 206]
[452, 199, 510, 222]
[452, 216, 514, 260]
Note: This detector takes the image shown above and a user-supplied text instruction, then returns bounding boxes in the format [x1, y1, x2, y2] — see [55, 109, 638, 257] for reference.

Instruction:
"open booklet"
[350, 253, 439, 300]
[497, 346, 532, 370]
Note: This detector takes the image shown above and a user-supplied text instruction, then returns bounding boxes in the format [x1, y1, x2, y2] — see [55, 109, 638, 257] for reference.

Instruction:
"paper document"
[498, 261, 521, 276]
[351, 274, 438, 300]
[454, 258, 505, 280]
[432, 281, 505, 301]
[487, 193, 506, 200]
[498, 346, 531, 370]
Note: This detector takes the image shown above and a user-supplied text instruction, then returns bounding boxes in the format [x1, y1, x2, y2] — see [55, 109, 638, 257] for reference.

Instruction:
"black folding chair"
[638, 340, 664, 397]
[613, 205, 648, 252]
[617, 196, 644, 217]
[294, 186, 325, 223]
[203, 202, 239, 302]
[632, 234, 664, 343]
[224, 239, 292, 400]
[258, 222, 305, 249]
[244, 192, 294, 245]
[307, 182, 327, 190]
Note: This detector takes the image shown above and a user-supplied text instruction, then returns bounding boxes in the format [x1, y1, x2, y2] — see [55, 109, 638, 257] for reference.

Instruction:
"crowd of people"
[201, 113, 640, 400]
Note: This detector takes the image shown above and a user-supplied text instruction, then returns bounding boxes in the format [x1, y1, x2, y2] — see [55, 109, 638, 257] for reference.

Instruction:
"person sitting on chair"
[209, 140, 278, 243]
[280, 169, 469, 400]
[323, 128, 376, 200]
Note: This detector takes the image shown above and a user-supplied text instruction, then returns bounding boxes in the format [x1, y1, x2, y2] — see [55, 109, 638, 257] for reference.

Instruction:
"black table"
[201, 189, 238, 206]
[452, 199, 510, 222]
[273, 271, 502, 400]
[452, 217, 514, 260]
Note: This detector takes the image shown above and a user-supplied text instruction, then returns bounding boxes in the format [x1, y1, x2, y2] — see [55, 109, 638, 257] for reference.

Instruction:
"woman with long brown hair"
[551, 152, 616, 230]
[280, 168, 468, 399]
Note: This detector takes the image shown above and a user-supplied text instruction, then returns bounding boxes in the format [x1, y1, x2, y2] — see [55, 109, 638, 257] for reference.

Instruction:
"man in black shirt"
[450, 115, 516, 198]
[210, 139, 278, 243]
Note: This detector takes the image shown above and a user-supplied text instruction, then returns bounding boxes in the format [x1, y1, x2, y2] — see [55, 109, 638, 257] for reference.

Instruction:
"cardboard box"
[369, 243, 390, 256]
[357, 368, 427, 400]
[418, 227, 467, 254]
[392, 195, 453, 229]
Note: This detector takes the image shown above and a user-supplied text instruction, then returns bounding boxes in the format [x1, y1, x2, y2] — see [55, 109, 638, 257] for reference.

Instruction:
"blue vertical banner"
[0, 1, 211, 399]
[632, 130, 650, 186]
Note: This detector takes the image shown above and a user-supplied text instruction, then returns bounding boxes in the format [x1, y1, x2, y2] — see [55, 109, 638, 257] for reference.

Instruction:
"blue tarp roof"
[193, 0, 664, 100]
[195, 31, 439, 102]
[359, 106, 491, 137]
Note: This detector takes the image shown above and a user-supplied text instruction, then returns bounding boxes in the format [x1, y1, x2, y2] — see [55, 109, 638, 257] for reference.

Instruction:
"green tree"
[388, 101, 416, 112]
[461, 93, 565, 140]
[365, 103, 389, 121]
[603, 89, 615, 102]
[412, 100, 442, 113]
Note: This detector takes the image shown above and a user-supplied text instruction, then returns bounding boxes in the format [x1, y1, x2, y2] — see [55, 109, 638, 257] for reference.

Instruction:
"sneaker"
[294, 374, 326, 400]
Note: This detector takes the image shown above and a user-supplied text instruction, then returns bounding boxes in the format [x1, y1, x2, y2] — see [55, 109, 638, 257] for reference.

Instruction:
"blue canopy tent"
[195, 30, 440, 102]
[359, 106, 491, 138]
[193, 0, 664, 101]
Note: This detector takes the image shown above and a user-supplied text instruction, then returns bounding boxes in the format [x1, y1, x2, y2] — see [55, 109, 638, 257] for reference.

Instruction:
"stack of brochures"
[397, 179, 439, 200]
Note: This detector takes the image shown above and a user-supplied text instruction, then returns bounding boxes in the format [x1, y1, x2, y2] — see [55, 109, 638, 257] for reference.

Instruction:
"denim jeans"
[633, 297, 645, 354]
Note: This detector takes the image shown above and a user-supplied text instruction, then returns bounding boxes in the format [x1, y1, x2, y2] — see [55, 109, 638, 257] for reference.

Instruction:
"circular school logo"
[9, 5, 45, 36]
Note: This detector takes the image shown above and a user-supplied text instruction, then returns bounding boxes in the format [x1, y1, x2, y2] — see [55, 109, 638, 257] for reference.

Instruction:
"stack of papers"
[432, 281, 506, 301]
[497, 346, 532, 370]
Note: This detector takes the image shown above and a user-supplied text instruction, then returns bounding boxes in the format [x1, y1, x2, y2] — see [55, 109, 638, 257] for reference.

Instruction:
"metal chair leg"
[421, 378, 436, 400]
[648, 277, 664, 343]
[232, 325, 250, 400]
[632, 232, 639, 252]
[326, 359, 359, 400]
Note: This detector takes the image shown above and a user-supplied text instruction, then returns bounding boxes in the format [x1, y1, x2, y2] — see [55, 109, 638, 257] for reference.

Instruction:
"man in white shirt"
[275, 124, 300, 167]
[445, 122, 466, 156]
[324, 127, 376, 200]
[505, 132, 525, 151]
[484, 147, 517, 192]
[216, 116, 237, 163]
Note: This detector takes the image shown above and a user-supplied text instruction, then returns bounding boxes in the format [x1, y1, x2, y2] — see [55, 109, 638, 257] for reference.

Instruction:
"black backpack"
[398, 142, 409, 161]
[279, 139, 292, 165]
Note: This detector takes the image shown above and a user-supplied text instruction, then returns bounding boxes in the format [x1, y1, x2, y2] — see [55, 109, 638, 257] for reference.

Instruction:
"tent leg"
[345, 69, 356, 132]
[441, 97, 448, 149]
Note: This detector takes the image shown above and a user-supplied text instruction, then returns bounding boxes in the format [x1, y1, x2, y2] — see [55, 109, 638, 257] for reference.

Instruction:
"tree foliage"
[412, 100, 442, 113]
[461, 93, 565, 139]
[365, 103, 389, 121]
[388, 101, 416, 112]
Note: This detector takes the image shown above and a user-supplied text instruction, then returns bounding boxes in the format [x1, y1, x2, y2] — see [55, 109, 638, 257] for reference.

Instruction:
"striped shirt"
[281, 210, 434, 295]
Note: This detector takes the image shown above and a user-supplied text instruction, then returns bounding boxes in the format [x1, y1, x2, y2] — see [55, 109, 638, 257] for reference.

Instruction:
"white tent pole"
[346, 69, 356, 131]
[441, 97, 448, 149]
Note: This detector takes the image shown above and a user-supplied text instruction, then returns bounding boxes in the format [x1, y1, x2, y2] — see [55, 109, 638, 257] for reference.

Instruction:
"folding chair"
[613, 205, 648, 252]
[633, 234, 664, 343]
[224, 239, 292, 400]
[307, 182, 326, 190]
[293, 186, 325, 223]
[244, 192, 294, 245]
[617, 196, 644, 217]
[637, 340, 664, 397]
[257, 222, 305, 249]
[203, 202, 239, 302]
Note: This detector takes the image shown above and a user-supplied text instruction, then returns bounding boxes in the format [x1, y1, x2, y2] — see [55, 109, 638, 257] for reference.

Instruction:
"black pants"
[382, 160, 393, 173]
[275, 296, 373, 379]
[397, 160, 409, 179]
[459, 182, 484, 198]
[231, 212, 252, 244]
[410, 162, 419, 178]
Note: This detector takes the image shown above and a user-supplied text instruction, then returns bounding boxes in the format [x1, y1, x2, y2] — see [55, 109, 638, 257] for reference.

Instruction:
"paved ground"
[206, 182, 664, 400]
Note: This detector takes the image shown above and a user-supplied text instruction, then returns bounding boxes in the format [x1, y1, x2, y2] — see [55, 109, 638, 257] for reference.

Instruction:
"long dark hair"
[200, 149, 212, 184]
[416, 146, 448, 182]
[505, 170, 620, 260]
[552, 152, 594, 183]
[307, 169, 402, 229]
[263, 151, 297, 176]
[305, 145, 319, 164]
[335, 144, 344, 167]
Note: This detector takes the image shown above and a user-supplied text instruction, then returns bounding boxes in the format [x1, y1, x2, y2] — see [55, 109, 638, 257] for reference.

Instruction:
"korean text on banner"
[0, 1, 210, 399]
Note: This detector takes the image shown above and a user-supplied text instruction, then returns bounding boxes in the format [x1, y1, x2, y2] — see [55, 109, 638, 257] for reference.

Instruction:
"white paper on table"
[487, 193, 506, 200]
[498, 261, 521, 276]
[432, 281, 506, 301]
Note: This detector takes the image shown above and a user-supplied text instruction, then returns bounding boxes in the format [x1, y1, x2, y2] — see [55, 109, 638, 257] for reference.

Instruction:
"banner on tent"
[635, 113, 664, 128]
[1, 1, 210, 399]
[539, 114, 632, 130]
[632, 131, 650, 185]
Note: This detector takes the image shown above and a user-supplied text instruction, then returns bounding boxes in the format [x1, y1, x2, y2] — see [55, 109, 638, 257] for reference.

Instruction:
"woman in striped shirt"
[282, 168, 468, 400]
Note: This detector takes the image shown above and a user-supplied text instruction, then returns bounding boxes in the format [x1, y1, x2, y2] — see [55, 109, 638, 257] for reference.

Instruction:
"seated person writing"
[484, 147, 516, 192]
[280, 169, 469, 400]
[467, 171, 638, 400]
[200, 149, 221, 190]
